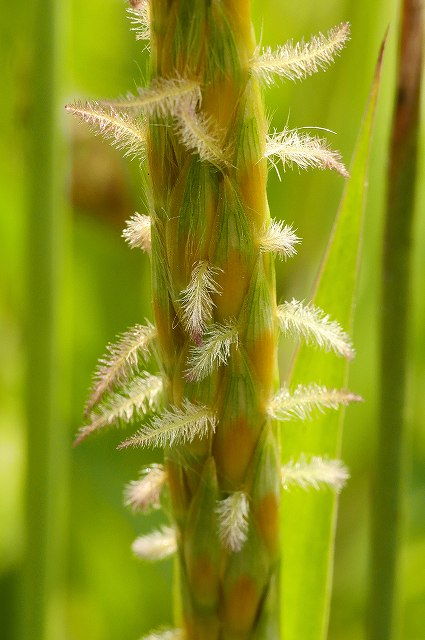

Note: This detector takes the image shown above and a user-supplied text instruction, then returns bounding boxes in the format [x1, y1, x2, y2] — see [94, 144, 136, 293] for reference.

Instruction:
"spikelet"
[85, 321, 157, 416]
[265, 127, 348, 178]
[102, 77, 201, 117]
[118, 399, 216, 449]
[76, 373, 163, 445]
[124, 464, 166, 512]
[268, 383, 362, 422]
[65, 101, 146, 160]
[179, 262, 222, 339]
[281, 456, 349, 493]
[277, 299, 354, 359]
[216, 491, 250, 553]
[252, 22, 350, 85]
[185, 321, 239, 382]
[132, 526, 177, 561]
[139, 628, 183, 640]
[176, 103, 230, 167]
[127, 1, 150, 42]
[259, 219, 301, 259]
[122, 213, 152, 252]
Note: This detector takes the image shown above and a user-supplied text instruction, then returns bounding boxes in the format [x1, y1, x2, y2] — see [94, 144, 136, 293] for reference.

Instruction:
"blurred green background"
[1, 0, 424, 638]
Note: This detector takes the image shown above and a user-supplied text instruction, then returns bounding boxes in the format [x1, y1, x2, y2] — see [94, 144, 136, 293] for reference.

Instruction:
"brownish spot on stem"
[254, 492, 279, 557]
[224, 574, 260, 635]
[214, 417, 257, 487]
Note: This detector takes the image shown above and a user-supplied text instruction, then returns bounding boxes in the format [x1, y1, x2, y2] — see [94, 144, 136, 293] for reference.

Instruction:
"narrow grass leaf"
[280, 41, 385, 640]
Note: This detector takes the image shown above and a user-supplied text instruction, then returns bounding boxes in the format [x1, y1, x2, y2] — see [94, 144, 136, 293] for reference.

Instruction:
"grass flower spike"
[69, 3, 357, 638]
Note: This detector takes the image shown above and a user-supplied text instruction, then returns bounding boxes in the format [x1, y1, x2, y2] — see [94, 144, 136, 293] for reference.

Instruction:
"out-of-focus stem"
[369, 2, 423, 639]
[22, 0, 69, 639]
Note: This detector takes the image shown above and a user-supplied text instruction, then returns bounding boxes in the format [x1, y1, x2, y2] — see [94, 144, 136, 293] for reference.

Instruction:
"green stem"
[22, 0, 69, 638]
[369, 2, 423, 639]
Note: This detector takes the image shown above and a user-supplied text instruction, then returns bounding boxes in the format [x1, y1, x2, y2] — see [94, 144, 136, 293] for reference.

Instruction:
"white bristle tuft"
[132, 526, 177, 561]
[277, 299, 354, 359]
[260, 219, 301, 259]
[268, 383, 362, 422]
[281, 456, 350, 493]
[127, 1, 150, 42]
[123, 213, 152, 252]
[216, 491, 249, 553]
[265, 127, 348, 178]
[252, 22, 350, 85]
[124, 464, 166, 512]
[118, 399, 216, 449]
[185, 321, 238, 382]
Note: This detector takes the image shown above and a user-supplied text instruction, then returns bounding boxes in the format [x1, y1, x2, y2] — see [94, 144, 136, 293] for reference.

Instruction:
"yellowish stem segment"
[148, 1, 280, 638]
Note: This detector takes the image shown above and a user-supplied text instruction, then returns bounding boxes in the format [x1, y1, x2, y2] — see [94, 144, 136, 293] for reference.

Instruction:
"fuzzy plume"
[127, 1, 150, 42]
[102, 77, 201, 117]
[85, 321, 157, 416]
[176, 102, 230, 167]
[281, 456, 349, 493]
[76, 373, 163, 445]
[124, 464, 167, 512]
[65, 101, 146, 159]
[118, 399, 216, 449]
[122, 213, 152, 252]
[179, 261, 222, 339]
[277, 299, 354, 359]
[140, 629, 183, 640]
[265, 127, 348, 178]
[260, 219, 301, 259]
[252, 22, 350, 85]
[216, 491, 250, 553]
[268, 383, 362, 422]
[185, 321, 239, 382]
[132, 526, 177, 561]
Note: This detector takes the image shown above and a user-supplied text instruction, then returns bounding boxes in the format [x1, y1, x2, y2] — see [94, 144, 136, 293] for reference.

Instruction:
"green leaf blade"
[280, 39, 386, 640]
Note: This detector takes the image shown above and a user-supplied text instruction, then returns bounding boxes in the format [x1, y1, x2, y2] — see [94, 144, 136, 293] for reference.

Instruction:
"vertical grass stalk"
[369, 2, 423, 639]
[68, 3, 355, 638]
[23, 0, 68, 638]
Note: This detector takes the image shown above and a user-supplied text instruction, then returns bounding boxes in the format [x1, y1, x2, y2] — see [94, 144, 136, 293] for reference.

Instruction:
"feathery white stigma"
[281, 456, 349, 493]
[176, 103, 229, 167]
[132, 526, 177, 561]
[185, 321, 239, 382]
[265, 128, 348, 178]
[102, 77, 201, 117]
[118, 399, 216, 449]
[216, 491, 249, 553]
[277, 299, 354, 359]
[124, 464, 166, 512]
[252, 22, 350, 85]
[268, 383, 362, 422]
[127, 1, 150, 42]
[85, 321, 156, 416]
[180, 262, 222, 339]
[140, 628, 183, 640]
[260, 219, 301, 259]
[76, 373, 163, 445]
[122, 213, 151, 252]
[65, 101, 146, 159]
